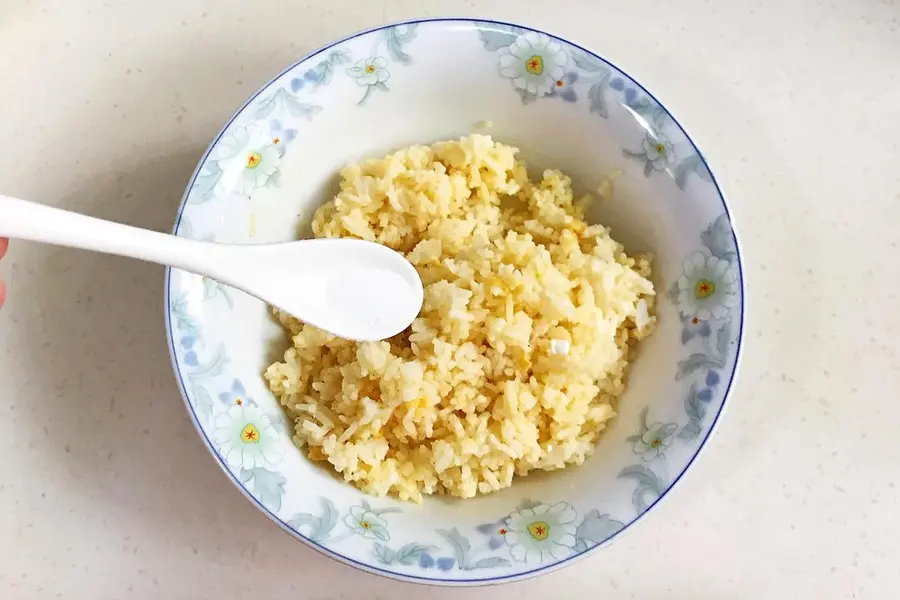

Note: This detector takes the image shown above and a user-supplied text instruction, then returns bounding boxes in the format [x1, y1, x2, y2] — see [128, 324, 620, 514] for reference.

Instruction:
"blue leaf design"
[287, 513, 320, 535]
[674, 154, 713, 190]
[610, 77, 625, 91]
[678, 421, 702, 441]
[673, 158, 691, 190]
[588, 74, 610, 117]
[666, 282, 681, 303]
[436, 557, 456, 571]
[173, 297, 197, 324]
[705, 370, 721, 386]
[436, 528, 471, 569]
[289, 78, 304, 93]
[473, 556, 510, 568]
[190, 344, 229, 378]
[571, 50, 608, 72]
[619, 465, 665, 488]
[251, 95, 278, 119]
[284, 94, 322, 119]
[701, 214, 737, 263]
[679, 384, 706, 441]
[574, 509, 624, 550]
[418, 553, 435, 568]
[395, 543, 434, 565]
[697, 388, 713, 402]
[171, 303, 202, 340]
[676, 353, 724, 380]
[476, 24, 523, 51]
[385, 25, 418, 64]
[184, 351, 199, 367]
[374, 543, 396, 564]
[618, 465, 665, 512]
[628, 96, 667, 127]
[189, 161, 223, 204]
[390, 23, 418, 42]
[328, 49, 351, 64]
[287, 497, 338, 542]
[191, 384, 214, 424]
[695, 156, 713, 181]
[716, 320, 733, 359]
[638, 406, 650, 432]
[308, 62, 333, 86]
[252, 88, 322, 121]
[683, 384, 704, 422]
[246, 467, 286, 512]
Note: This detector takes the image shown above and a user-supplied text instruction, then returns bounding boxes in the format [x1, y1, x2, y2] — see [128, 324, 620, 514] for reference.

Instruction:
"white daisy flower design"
[213, 403, 284, 470]
[214, 124, 282, 196]
[499, 32, 567, 96]
[505, 501, 578, 563]
[641, 133, 677, 172]
[632, 421, 677, 460]
[677, 252, 739, 320]
[344, 505, 390, 541]
[347, 57, 390, 86]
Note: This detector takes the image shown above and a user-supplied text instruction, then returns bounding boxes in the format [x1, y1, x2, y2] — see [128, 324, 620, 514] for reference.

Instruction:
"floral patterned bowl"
[166, 18, 745, 586]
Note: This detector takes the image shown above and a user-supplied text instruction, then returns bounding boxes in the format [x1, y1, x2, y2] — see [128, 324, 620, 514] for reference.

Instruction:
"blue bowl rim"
[163, 16, 746, 586]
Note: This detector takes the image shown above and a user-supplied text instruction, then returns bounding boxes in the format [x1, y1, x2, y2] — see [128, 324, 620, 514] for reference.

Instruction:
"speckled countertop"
[1, 1, 898, 598]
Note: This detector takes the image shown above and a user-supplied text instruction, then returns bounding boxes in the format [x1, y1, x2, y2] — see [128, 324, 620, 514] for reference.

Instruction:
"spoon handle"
[0, 193, 227, 276]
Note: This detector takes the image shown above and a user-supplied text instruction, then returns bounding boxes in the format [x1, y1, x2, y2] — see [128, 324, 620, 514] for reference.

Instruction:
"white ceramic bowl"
[166, 18, 745, 586]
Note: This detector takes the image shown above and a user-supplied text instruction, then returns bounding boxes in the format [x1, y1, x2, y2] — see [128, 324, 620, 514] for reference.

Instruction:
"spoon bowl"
[217, 238, 424, 341]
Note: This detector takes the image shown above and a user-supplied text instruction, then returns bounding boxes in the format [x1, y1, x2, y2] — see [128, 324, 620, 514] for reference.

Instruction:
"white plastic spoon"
[0, 194, 424, 341]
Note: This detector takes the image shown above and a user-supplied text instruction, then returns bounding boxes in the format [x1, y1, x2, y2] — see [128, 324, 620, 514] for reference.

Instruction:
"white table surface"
[2, 1, 898, 598]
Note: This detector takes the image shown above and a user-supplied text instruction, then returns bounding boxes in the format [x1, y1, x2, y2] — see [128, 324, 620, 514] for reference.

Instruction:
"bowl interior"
[166, 18, 744, 585]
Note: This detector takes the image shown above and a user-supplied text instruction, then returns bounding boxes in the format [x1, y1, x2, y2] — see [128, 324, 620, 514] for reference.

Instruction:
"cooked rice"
[264, 134, 656, 502]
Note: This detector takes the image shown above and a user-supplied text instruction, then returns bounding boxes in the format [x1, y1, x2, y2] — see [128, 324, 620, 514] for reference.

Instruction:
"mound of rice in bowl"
[264, 135, 656, 502]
